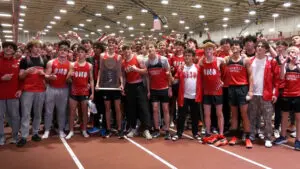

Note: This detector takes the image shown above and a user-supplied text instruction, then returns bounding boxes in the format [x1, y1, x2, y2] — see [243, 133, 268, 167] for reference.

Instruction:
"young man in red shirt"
[42, 40, 71, 139]
[0, 42, 21, 145]
[66, 45, 94, 139]
[17, 40, 47, 147]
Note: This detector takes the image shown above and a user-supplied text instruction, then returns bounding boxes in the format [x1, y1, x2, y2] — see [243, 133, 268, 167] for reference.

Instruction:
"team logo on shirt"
[203, 68, 217, 75]
[173, 61, 184, 67]
[184, 71, 197, 79]
[53, 68, 68, 75]
[286, 74, 300, 81]
[73, 71, 88, 78]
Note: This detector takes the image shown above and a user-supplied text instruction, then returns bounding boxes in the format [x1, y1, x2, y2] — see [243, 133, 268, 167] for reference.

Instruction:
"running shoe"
[214, 135, 228, 147]
[265, 140, 272, 148]
[273, 136, 288, 145]
[295, 140, 300, 151]
[245, 139, 253, 149]
[229, 136, 237, 146]
[273, 129, 280, 139]
[31, 134, 41, 142]
[290, 131, 296, 138]
[164, 131, 171, 140]
[118, 130, 125, 139]
[87, 127, 100, 134]
[193, 134, 202, 141]
[16, 138, 27, 147]
[143, 130, 152, 140]
[171, 134, 182, 141]
[151, 130, 160, 138]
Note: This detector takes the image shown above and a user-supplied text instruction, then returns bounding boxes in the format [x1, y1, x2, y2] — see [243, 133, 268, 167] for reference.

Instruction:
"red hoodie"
[176, 64, 203, 107]
[250, 56, 279, 101]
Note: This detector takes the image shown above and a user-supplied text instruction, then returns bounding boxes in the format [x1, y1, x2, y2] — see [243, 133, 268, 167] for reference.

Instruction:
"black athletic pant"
[94, 90, 106, 129]
[222, 87, 231, 131]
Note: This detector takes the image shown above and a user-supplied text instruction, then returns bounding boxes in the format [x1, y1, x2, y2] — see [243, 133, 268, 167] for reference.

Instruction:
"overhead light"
[256, 0, 265, 2]
[249, 10, 256, 15]
[5, 39, 13, 42]
[243, 31, 249, 36]
[159, 33, 163, 35]
[90, 32, 95, 35]
[189, 31, 194, 34]
[19, 23, 23, 27]
[141, 9, 148, 13]
[223, 35, 228, 38]
[269, 28, 275, 32]
[163, 25, 168, 28]
[161, 0, 168, 5]
[107, 5, 114, 10]
[19, 18, 24, 22]
[179, 20, 185, 24]
[204, 22, 208, 26]
[128, 26, 134, 30]
[95, 13, 102, 17]
[86, 19, 92, 22]
[66, 0, 75, 5]
[0, 12, 11, 17]
[191, 4, 201, 8]
[105, 25, 110, 29]
[119, 30, 124, 33]
[204, 27, 209, 31]
[244, 19, 250, 23]
[97, 29, 102, 32]
[224, 8, 231, 12]
[171, 30, 175, 33]
[283, 2, 291, 7]
[54, 16, 61, 20]
[140, 23, 146, 27]
[130, 34, 135, 37]
[1, 23, 12, 27]
[79, 23, 84, 27]
[3, 30, 12, 33]
[4, 35, 13, 38]
[272, 13, 279, 18]
[199, 15, 205, 19]
[20, 13, 25, 16]
[20, 5, 27, 9]
[47, 25, 52, 29]
[73, 27, 78, 30]
[18, 27, 23, 30]
[185, 26, 190, 30]
[297, 24, 300, 28]
[111, 33, 116, 36]
[126, 15, 133, 20]
[85, 34, 89, 37]
[150, 28, 155, 32]
[116, 21, 120, 24]
[176, 33, 180, 36]
[23, 30, 29, 33]
[50, 21, 56, 24]
[44, 29, 49, 32]
[172, 12, 178, 16]
[223, 17, 229, 21]
[60, 9, 67, 13]
[41, 32, 46, 35]
[222, 24, 228, 27]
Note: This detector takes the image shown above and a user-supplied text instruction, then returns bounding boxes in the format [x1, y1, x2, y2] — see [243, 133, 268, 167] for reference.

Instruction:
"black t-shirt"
[19, 56, 47, 70]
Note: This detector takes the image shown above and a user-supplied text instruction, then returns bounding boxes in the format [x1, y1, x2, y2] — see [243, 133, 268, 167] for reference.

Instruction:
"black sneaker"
[152, 130, 160, 138]
[118, 130, 125, 139]
[16, 138, 27, 147]
[295, 140, 300, 151]
[31, 134, 41, 142]
[171, 134, 182, 141]
[193, 134, 202, 141]
[103, 130, 112, 138]
[164, 131, 171, 140]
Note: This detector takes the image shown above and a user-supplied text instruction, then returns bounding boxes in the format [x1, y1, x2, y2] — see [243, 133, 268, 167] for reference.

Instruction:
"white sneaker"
[290, 131, 296, 138]
[59, 131, 66, 138]
[274, 129, 280, 139]
[127, 129, 137, 138]
[170, 122, 175, 128]
[265, 140, 272, 148]
[42, 131, 50, 139]
[201, 128, 206, 135]
[258, 133, 265, 140]
[143, 130, 152, 140]
[0, 137, 5, 146]
[82, 131, 89, 138]
[66, 131, 74, 140]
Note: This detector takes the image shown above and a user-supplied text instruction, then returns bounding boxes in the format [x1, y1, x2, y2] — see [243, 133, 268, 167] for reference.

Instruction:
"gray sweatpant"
[248, 96, 274, 140]
[44, 86, 68, 131]
[20, 91, 45, 138]
[0, 99, 20, 140]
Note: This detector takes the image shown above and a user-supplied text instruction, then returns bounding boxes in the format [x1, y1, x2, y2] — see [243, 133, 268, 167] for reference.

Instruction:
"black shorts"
[203, 95, 223, 105]
[281, 97, 300, 113]
[172, 83, 179, 98]
[228, 85, 249, 106]
[70, 95, 89, 102]
[101, 90, 121, 101]
[150, 89, 169, 103]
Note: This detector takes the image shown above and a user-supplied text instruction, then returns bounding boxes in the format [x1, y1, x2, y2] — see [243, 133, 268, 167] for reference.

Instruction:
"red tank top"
[227, 57, 249, 86]
[201, 57, 223, 95]
[147, 56, 169, 90]
[50, 59, 70, 88]
[283, 66, 300, 97]
[71, 62, 90, 96]
[122, 56, 142, 83]
[170, 55, 184, 76]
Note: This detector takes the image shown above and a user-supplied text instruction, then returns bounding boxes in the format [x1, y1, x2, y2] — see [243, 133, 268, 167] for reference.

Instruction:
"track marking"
[280, 143, 295, 150]
[169, 129, 272, 169]
[125, 137, 178, 169]
[60, 138, 85, 169]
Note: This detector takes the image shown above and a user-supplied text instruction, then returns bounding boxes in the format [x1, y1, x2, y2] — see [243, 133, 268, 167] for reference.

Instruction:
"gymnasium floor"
[0, 127, 299, 169]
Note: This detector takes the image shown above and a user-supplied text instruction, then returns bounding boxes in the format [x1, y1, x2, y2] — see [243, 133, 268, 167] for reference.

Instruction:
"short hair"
[220, 38, 233, 46]
[287, 46, 300, 54]
[2, 41, 17, 51]
[81, 39, 93, 45]
[26, 40, 42, 50]
[256, 40, 270, 50]
[43, 42, 53, 49]
[93, 41, 106, 52]
[122, 44, 131, 51]
[71, 43, 79, 51]
[243, 35, 257, 45]
[146, 41, 157, 49]
[184, 49, 196, 56]
[107, 37, 118, 44]
[158, 40, 167, 47]
[187, 38, 198, 48]
[292, 35, 300, 39]
[231, 40, 243, 48]
[58, 40, 71, 48]
[275, 41, 288, 47]
[174, 41, 186, 48]
[77, 45, 88, 53]
[202, 39, 215, 45]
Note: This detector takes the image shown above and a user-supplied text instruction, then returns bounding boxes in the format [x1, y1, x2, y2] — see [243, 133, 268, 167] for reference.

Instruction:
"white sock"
[59, 131, 66, 138]
[66, 131, 74, 140]
[42, 131, 50, 139]
[82, 130, 89, 138]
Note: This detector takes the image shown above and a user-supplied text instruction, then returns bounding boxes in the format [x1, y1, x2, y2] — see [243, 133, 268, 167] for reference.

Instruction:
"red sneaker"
[214, 135, 228, 147]
[207, 135, 219, 144]
[245, 139, 253, 149]
[229, 136, 237, 146]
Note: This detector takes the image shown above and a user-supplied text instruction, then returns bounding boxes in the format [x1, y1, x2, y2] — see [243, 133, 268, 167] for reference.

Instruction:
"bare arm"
[269, 45, 277, 58]
[89, 63, 94, 99]
[96, 54, 104, 88]
[118, 55, 124, 89]
[44, 60, 54, 80]
[245, 58, 253, 94]
[135, 56, 148, 75]
[66, 62, 74, 81]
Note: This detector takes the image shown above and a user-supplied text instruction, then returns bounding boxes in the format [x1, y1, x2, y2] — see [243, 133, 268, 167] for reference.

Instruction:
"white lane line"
[280, 143, 295, 150]
[125, 137, 178, 169]
[169, 129, 272, 169]
[60, 138, 85, 169]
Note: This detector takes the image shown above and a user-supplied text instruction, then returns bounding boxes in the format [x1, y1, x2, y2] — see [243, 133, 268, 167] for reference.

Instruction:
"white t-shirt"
[183, 64, 198, 99]
[252, 57, 267, 96]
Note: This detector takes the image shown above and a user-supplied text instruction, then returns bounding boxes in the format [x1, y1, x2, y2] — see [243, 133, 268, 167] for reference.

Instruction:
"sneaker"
[16, 138, 27, 147]
[164, 131, 171, 140]
[31, 134, 41, 142]
[287, 125, 296, 132]
[212, 128, 218, 134]
[143, 130, 152, 140]
[193, 134, 201, 141]
[295, 140, 300, 151]
[265, 140, 272, 148]
[245, 139, 253, 149]
[59, 131, 66, 138]
[87, 127, 100, 134]
[274, 129, 280, 139]
[201, 128, 206, 135]
[273, 136, 288, 145]
[207, 135, 219, 144]
[229, 136, 237, 146]
[171, 134, 181, 141]
[258, 133, 265, 140]
[104, 130, 112, 138]
[151, 130, 160, 138]
[100, 128, 106, 137]
[82, 131, 90, 138]
[10, 138, 17, 144]
[214, 135, 228, 147]
[66, 131, 74, 140]
[118, 130, 125, 139]
[42, 131, 50, 139]
[170, 122, 175, 128]
[127, 129, 137, 138]
[0, 136, 5, 146]
[290, 131, 296, 138]
[249, 134, 256, 141]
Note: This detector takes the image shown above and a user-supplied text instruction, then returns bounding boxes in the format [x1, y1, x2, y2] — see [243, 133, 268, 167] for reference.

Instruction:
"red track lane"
[131, 136, 259, 169]
[0, 138, 77, 169]
[66, 135, 169, 169]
